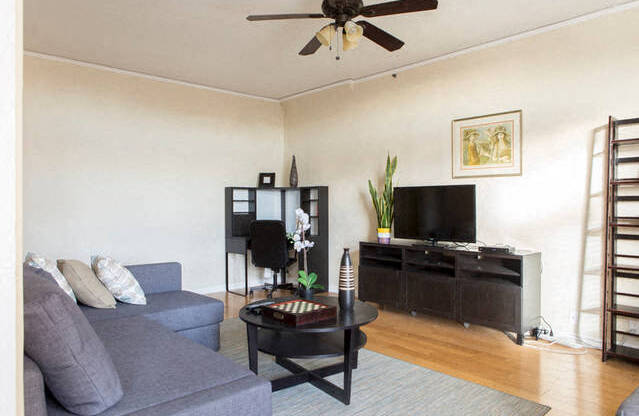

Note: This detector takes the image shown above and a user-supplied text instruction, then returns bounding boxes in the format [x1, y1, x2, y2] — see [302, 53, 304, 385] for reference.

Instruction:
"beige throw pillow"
[57, 260, 116, 309]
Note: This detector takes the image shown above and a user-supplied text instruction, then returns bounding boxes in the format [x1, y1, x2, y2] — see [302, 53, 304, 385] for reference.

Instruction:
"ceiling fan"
[246, 0, 438, 56]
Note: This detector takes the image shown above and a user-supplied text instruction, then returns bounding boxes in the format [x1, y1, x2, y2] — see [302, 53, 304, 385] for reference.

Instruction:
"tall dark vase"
[339, 248, 355, 311]
[289, 155, 299, 188]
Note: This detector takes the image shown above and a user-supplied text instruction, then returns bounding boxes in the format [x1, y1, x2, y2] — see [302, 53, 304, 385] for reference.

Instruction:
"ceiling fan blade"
[360, 0, 438, 17]
[299, 36, 322, 56]
[247, 13, 325, 21]
[357, 21, 404, 51]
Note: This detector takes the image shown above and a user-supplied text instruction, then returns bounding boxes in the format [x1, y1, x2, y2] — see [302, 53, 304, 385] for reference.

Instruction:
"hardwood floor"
[209, 290, 639, 416]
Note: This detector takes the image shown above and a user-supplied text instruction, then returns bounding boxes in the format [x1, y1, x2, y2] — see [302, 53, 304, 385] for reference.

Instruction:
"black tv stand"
[358, 241, 541, 345]
[411, 240, 435, 247]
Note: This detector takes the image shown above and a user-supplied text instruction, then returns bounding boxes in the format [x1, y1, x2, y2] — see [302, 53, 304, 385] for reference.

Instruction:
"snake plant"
[368, 154, 398, 229]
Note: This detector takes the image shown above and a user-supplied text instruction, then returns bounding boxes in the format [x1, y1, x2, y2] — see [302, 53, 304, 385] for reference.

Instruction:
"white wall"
[23, 56, 285, 293]
[282, 8, 639, 343]
[1, 0, 22, 413]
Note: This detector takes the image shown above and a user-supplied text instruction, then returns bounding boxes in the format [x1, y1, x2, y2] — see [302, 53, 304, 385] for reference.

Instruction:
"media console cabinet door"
[358, 266, 404, 307]
[458, 279, 521, 332]
[405, 271, 455, 319]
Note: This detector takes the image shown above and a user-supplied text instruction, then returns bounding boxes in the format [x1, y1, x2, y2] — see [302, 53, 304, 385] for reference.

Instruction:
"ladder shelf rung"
[605, 346, 639, 363]
[610, 223, 639, 228]
[611, 179, 639, 185]
[614, 118, 639, 126]
[614, 216, 639, 220]
[607, 305, 639, 318]
[608, 265, 639, 272]
[615, 291, 639, 298]
[614, 233, 639, 240]
[615, 253, 639, 259]
[612, 137, 639, 145]
[615, 271, 639, 280]
[615, 330, 639, 338]
[615, 196, 639, 201]
[617, 157, 639, 164]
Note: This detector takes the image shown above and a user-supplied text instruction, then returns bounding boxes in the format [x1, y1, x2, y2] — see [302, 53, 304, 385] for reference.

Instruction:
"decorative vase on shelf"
[339, 248, 355, 310]
[289, 155, 299, 188]
[377, 228, 391, 244]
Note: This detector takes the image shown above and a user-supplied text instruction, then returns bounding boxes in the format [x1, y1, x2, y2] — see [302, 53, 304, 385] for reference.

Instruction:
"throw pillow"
[25, 252, 76, 302]
[91, 256, 147, 305]
[57, 259, 116, 309]
[23, 270, 123, 415]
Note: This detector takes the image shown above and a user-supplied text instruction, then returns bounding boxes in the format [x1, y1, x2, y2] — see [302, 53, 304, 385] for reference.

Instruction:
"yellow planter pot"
[377, 228, 391, 244]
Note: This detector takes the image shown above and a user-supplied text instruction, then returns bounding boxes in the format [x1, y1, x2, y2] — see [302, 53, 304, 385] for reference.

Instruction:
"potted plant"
[368, 154, 398, 244]
[293, 208, 324, 299]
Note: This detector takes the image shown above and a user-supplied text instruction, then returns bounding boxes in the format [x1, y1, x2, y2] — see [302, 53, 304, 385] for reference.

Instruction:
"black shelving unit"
[225, 186, 329, 296]
[358, 242, 541, 344]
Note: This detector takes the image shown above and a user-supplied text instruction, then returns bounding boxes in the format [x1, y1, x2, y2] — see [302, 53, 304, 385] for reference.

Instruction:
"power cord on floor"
[523, 336, 588, 355]
[524, 316, 588, 355]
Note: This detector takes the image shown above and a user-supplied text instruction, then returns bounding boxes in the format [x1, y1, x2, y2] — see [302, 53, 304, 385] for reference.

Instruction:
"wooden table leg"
[247, 324, 258, 374]
[343, 328, 356, 405]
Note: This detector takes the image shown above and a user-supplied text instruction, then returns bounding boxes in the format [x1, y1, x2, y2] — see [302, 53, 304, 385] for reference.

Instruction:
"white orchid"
[293, 207, 323, 291]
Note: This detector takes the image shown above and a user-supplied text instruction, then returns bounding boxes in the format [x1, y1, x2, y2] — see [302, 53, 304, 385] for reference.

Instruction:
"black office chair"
[249, 220, 296, 298]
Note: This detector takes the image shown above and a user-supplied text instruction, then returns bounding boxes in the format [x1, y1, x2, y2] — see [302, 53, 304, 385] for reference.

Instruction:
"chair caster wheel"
[410, 311, 417, 317]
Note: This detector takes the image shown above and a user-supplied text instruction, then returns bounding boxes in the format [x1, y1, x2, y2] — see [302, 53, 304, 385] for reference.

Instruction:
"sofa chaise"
[24, 262, 272, 416]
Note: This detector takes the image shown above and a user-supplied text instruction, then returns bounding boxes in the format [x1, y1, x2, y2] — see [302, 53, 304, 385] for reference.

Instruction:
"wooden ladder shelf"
[603, 115, 639, 364]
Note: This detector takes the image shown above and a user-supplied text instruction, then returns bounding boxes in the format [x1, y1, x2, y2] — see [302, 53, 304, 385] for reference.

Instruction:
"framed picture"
[258, 172, 276, 188]
[452, 110, 522, 178]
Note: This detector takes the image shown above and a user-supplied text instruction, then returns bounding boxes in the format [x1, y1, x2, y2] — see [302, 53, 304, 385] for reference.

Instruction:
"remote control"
[245, 300, 275, 311]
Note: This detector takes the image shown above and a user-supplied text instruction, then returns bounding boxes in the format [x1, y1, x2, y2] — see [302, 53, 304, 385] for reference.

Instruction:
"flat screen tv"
[393, 185, 476, 243]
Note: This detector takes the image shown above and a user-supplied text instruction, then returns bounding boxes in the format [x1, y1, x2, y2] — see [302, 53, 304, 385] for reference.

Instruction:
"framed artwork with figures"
[452, 110, 522, 178]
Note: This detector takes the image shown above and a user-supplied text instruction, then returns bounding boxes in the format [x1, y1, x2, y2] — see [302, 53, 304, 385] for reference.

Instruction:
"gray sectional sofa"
[24, 262, 272, 416]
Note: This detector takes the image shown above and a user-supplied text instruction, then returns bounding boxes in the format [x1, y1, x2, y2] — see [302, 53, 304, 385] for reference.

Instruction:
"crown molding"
[279, 0, 639, 101]
[24, 0, 639, 103]
[23, 51, 280, 103]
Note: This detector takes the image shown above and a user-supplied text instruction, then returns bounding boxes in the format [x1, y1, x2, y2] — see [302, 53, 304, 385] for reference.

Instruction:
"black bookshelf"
[225, 186, 329, 296]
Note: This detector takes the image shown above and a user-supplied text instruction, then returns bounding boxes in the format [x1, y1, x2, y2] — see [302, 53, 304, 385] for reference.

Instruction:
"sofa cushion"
[24, 272, 123, 415]
[57, 259, 116, 309]
[92, 256, 147, 305]
[80, 290, 224, 331]
[125, 262, 182, 295]
[46, 316, 264, 416]
[24, 355, 47, 416]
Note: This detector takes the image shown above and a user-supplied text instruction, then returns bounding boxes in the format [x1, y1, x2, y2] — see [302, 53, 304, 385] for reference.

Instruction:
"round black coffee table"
[239, 296, 378, 405]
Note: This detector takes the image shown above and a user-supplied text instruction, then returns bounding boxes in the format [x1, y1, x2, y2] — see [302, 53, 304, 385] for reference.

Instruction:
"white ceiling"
[25, 0, 634, 99]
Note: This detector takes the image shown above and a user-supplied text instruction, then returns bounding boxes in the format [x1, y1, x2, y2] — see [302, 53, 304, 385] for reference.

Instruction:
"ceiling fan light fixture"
[342, 34, 359, 51]
[343, 20, 364, 43]
[316, 24, 335, 46]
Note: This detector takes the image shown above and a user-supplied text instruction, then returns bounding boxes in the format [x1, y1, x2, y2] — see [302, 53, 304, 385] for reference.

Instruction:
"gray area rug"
[220, 319, 550, 416]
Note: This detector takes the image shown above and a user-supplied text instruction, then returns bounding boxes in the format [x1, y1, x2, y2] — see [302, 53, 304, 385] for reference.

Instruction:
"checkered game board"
[270, 300, 328, 314]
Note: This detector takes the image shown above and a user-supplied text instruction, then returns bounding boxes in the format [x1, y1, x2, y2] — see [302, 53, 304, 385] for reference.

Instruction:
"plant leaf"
[311, 283, 324, 290]
[308, 272, 317, 286]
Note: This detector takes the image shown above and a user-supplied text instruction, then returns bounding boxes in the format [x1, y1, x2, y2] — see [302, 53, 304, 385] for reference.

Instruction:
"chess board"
[262, 299, 337, 326]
